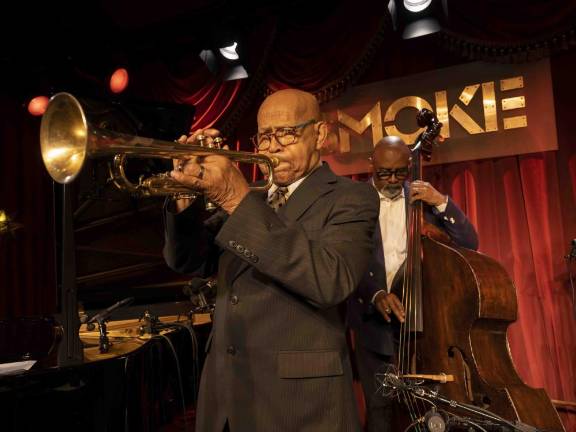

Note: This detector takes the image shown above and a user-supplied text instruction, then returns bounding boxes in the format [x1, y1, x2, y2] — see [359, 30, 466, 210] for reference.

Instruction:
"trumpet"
[40, 92, 279, 199]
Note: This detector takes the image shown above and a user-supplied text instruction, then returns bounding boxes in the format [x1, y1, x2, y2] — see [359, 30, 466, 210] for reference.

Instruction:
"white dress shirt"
[378, 187, 407, 293]
[371, 181, 447, 302]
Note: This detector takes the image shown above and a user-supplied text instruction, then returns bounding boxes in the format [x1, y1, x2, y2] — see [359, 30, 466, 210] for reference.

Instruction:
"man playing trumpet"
[163, 88, 379, 432]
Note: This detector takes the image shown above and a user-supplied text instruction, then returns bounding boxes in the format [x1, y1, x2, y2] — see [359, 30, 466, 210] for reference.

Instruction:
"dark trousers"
[354, 342, 396, 432]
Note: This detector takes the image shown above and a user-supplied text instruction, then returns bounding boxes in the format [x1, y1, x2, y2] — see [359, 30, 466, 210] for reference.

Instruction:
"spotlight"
[200, 49, 219, 75]
[109, 68, 129, 94]
[404, 0, 432, 13]
[219, 42, 239, 60]
[389, 0, 447, 39]
[200, 40, 248, 81]
[222, 64, 248, 81]
[27, 96, 49, 116]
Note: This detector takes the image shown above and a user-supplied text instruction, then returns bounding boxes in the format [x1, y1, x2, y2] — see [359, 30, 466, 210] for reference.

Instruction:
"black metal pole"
[55, 183, 83, 365]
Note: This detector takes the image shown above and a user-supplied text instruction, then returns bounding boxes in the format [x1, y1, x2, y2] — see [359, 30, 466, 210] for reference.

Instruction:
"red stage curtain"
[129, 57, 245, 131]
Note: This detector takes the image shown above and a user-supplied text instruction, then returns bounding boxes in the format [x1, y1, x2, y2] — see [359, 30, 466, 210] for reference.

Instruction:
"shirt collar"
[268, 160, 322, 200]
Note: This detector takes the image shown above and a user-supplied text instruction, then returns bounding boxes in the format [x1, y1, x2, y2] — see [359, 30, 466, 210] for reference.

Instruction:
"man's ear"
[315, 121, 328, 150]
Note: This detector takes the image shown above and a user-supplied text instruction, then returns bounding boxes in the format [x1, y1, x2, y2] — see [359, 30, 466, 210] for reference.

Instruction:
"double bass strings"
[396, 197, 426, 430]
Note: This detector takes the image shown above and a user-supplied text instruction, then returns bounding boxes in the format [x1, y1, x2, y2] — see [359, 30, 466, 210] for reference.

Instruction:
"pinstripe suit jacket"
[163, 164, 379, 432]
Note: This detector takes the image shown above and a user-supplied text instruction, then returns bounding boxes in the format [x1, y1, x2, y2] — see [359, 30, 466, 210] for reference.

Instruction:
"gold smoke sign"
[322, 60, 557, 174]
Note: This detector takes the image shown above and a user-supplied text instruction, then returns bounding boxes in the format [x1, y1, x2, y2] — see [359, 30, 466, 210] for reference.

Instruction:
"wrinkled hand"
[171, 129, 249, 214]
[409, 180, 446, 206]
[374, 291, 405, 323]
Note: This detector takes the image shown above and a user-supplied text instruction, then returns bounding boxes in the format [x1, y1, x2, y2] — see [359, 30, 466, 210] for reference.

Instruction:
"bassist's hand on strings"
[374, 291, 405, 323]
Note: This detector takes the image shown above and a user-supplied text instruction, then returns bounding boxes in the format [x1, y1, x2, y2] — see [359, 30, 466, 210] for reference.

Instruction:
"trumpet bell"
[40, 93, 88, 184]
[39, 92, 279, 199]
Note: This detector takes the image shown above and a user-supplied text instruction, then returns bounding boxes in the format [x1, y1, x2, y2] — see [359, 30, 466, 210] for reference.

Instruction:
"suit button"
[227, 345, 236, 355]
[229, 240, 237, 248]
[236, 244, 245, 253]
[250, 256, 259, 263]
[230, 295, 239, 305]
[243, 249, 252, 258]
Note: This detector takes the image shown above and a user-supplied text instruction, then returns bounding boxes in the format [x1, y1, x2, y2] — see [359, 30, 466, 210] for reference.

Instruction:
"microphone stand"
[82, 297, 134, 353]
[183, 277, 216, 315]
[382, 373, 544, 432]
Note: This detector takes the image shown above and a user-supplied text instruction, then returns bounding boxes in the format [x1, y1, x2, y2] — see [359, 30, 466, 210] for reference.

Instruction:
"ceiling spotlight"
[219, 42, 239, 60]
[389, 0, 447, 39]
[223, 65, 248, 81]
[404, 0, 432, 13]
[403, 17, 440, 38]
[200, 41, 249, 81]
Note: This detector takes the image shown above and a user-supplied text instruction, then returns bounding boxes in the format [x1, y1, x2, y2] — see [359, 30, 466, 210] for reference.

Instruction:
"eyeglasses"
[250, 119, 316, 151]
[375, 167, 410, 180]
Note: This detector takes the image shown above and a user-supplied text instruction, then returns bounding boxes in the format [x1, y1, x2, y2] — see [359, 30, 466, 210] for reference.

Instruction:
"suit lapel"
[227, 164, 337, 285]
[280, 163, 338, 221]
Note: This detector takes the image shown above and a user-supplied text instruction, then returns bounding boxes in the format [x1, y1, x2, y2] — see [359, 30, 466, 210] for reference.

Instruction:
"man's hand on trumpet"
[171, 128, 250, 214]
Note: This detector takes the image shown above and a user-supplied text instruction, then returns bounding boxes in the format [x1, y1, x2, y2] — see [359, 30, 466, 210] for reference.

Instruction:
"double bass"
[387, 109, 565, 431]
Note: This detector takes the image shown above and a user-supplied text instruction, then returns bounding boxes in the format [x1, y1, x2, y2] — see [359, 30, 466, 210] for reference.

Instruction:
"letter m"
[337, 102, 383, 153]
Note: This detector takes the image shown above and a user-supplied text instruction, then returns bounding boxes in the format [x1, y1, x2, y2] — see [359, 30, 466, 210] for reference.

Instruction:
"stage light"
[27, 96, 49, 116]
[219, 42, 239, 60]
[200, 49, 219, 75]
[200, 41, 249, 81]
[403, 17, 441, 39]
[223, 65, 248, 81]
[404, 0, 432, 13]
[389, 0, 447, 39]
[109, 68, 129, 94]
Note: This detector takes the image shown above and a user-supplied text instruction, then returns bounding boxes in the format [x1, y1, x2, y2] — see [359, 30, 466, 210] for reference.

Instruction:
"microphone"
[81, 297, 134, 325]
[424, 408, 446, 432]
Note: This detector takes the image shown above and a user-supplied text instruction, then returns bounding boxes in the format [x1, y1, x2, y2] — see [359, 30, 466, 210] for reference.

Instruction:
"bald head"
[371, 136, 411, 199]
[373, 136, 411, 166]
[258, 89, 320, 125]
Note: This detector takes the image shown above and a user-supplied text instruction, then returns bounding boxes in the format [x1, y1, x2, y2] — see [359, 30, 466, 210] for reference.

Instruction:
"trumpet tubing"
[40, 92, 278, 197]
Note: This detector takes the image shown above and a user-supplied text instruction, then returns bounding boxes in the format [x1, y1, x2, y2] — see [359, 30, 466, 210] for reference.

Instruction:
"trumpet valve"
[212, 137, 223, 149]
[196, 134, 206, 146]
[196, 134, 222, 149]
